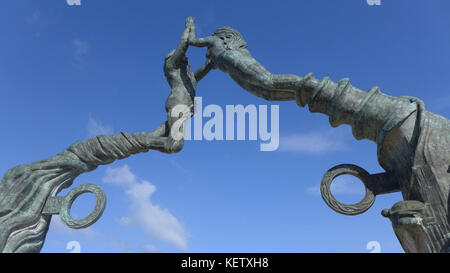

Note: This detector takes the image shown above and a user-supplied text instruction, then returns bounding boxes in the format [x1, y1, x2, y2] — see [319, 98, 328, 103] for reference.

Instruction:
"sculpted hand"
[186, 17, 212, 47]
[186, 17, 196, 43]
[186, 16, 195, 30]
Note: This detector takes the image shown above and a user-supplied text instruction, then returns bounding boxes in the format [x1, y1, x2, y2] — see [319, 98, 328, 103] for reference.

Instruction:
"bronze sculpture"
[0, 17, 448, 253]
[0, 18, 208, 253]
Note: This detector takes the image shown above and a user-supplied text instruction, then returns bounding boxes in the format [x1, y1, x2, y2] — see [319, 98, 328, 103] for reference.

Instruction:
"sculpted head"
[213, 26, 247, 50]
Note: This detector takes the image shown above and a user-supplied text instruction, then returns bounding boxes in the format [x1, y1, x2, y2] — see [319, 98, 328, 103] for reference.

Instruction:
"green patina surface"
[0, 17, 448, 253]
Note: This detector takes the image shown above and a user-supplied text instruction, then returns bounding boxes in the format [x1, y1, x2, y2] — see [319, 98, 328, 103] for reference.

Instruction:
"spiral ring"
[59, 184, 107, 229]
[320, 164, 375, 215]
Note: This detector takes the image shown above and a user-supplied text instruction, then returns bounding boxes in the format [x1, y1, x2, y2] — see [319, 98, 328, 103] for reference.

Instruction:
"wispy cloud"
[27, 10, 41, 25]
[87, 116, 114, 137]
[72, 39, 89, 67]
[306, 175, 365, 196]
[141, 244, 160, 253]
[279, 129, 347, 154]
[109, 235, 131, 252]
[102, 165, 189, 251]
[49, 216, 101, 240]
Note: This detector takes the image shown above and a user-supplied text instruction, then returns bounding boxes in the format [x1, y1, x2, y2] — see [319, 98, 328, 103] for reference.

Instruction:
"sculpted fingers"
[187, 18, 197, 43]
[181, 20, 190, 42]
[186, 17, 195, 28]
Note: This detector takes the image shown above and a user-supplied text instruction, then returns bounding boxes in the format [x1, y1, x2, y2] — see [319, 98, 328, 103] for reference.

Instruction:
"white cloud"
[87, 116, 114, 137]
[79, 227, 100, 240]
[103, 165, 136, 186]
[306, 185, 321, 196]
[27, 10, 41, 25]
[49, 215, 73, 236]
[102, 165, 189, 251]
[110, 236, 131, 252]
[48, 216, 100, 240]
[331, 176, 366, 195]
[279, 129, 346, 154]
[306, 175, 365, 196]
[73, 39, 89, 58]
[141, 244, 160, 253]
[72, 39, 89, 68]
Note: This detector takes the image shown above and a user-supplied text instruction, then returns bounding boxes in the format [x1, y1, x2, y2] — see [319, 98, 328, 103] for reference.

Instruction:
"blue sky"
[0, 0, 449, 253]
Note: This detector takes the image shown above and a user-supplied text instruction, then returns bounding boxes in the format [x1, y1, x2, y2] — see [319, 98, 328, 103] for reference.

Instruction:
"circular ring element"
[320, 164, 375, 215]
[60, 184, 107, 229]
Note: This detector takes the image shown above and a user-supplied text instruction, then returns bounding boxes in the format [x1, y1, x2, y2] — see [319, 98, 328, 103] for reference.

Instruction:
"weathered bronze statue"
[0, 18, 210, 253]
[187, 17, 449, 253]
[0, 17, 448, 253]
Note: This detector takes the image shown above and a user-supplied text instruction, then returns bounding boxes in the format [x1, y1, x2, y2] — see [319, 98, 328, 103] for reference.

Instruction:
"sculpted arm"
[194, 59, 214, 82]
[165, 18, 192, 69]
[188, 18, 299, 101]
[187, 17, 216, 47]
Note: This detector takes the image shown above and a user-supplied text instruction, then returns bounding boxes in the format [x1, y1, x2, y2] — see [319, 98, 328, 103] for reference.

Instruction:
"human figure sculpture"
[187, 18, 449, 253]
[188, 17, 300, 101]
[0, 17, 448, 253]
[0, 18, 206, 253]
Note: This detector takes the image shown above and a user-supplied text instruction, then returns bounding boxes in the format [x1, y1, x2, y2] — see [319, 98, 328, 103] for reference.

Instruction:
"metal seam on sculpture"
[122, 133, 146, 155]
[300, 73, 315, 105]
[59, 150, 89, 174]
[107, 135, 128, 159]
[294, 73, 314, 107]
[407, 99, 427, 201]
[70, 141, 92, 164]
[65, 149, 93, 172]
[108, 134, 129, 156]
[96, 135, 116, 162]
[433, 222, 446, 252]
[109, 135, 130, 159]
[89, 141, 107, 163]
[435, 220, 446, 243]
[309, 77, 330, 109]
[125, 132, 150, 153]
[427, 224, 438, 252]
[329, 78, 351, 127]
[411, 97, 426, 161]
[350, 86, 380, 140]
[407, 162, 449, 252]
[120, 132, 140, 153]
[376, 109, 418, 167]
[67, 142, 94, 169]
[89, 137, 109, 164]
[328, 78, 350, 128]
[397, 97, 426, 181]
[102, 135, 126, 162]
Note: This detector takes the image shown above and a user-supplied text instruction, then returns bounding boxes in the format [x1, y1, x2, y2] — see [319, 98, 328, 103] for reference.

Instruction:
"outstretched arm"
[188, 17, 215, 47]
[166, 18, 192, 68]
[194, 59, 214, 82]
